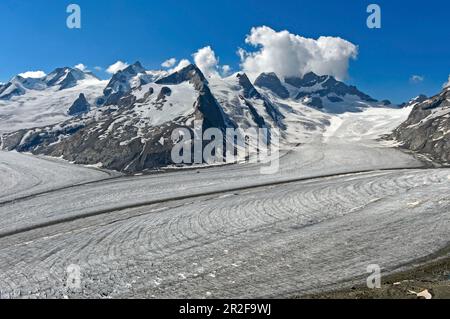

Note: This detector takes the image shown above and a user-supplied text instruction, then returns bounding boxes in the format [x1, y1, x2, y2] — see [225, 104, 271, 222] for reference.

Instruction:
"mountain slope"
[0, 67, 106, 134]
[1, 65, 235, 171]
[0, 63, 401, 173]
[254, 71, 389, 113]
[391, 86, 450, 164]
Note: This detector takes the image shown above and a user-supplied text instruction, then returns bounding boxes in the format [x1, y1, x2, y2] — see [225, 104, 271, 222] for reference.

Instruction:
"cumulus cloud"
[410, 75, 424, 84]
[162, 58, 177, 68]
[169, 59, 191, 73]
[106, 61, 129, 74]
[18, 70, 46, 78]
[193, 46, 220, 78]
[74, 63, 87, 71]
[443, 75, 450, 88]
[221, 65, 232, 76]
[191, 46, 231, 78]
[239, 26, 358, 80]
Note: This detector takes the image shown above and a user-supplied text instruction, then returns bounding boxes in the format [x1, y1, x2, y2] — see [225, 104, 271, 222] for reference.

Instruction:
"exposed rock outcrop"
[391, 87, 450, 164]
[68, 93, 91, 116]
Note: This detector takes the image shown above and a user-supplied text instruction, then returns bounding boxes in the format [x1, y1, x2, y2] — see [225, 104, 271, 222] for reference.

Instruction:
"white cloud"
[443, 75, 450, 88]
[193, 46, 220, 78]
[410, 75, 424, 84]
[221, 65, 232, 76]
[18, 70, 46, 78]
[169, 59, 191, 73]
[106, 61, 129, 74]
[239, 26, 358, 80]
[74, 63, 87, 71]
[162, 58, 177, 68]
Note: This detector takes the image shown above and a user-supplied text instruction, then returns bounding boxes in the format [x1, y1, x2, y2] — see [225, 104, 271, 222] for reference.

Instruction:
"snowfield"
[0, 79, 107, 134]
[0, 105, 449, 299]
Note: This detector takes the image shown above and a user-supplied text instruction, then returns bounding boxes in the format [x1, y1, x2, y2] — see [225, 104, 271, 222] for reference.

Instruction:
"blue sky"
[0, 0, 449, 103]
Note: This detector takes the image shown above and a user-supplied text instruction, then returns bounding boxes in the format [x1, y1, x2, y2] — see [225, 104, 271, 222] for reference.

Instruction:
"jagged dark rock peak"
[45, 67, 88, 90]
[158, 64, 232, 130]
[68, 93, 90, 116]
[102, 62, 147, 105]
[254, 72, 289, 99]
[285, 72, 377, 103]
[156, 64, 206, 90]
[236, 73, 260, 99]
[285, 72, 329, 88]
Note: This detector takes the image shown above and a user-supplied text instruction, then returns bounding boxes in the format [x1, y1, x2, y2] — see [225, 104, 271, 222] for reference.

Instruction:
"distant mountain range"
[0, 67, 99, 100]
[0, 61, 428, 172]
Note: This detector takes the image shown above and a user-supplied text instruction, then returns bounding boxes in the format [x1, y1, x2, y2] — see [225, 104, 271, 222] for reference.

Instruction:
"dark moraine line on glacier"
[0, 167, 429, 240]
[0, 168, 448, 298]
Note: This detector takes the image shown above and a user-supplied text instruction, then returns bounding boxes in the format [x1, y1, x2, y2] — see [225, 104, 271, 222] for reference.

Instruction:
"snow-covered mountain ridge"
[0, 62, 405, 172]
[0, 67, 106, 134]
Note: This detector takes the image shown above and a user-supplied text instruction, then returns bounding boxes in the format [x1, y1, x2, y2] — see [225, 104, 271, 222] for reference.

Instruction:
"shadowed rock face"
[285, 72, 329, 88]
[305, 97, 323, 109]
[285, 72, 377, 103]
[254, 72, 290, 99]
[237, 73, 260, 99]
[391, 87, 450, 164]
[102, 62, 148, 106]
[68, 93, 91, 116]
[157, 87, 172, 101]
[236, 73, 285, 129]
[157, 64, 231, 131]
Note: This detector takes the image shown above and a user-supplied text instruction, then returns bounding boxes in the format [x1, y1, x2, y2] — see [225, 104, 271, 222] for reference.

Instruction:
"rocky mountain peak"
[254, 72, 289, 99]
[0, 75, 48, 100]
[283, 71, 378, 106]
[156, 64, 206, 89]
[285, 72, 328, 88]
[67, 93, 91, 116]
[122, 61, 146, 75]
[44, 67, 90, 90]
[236, 73, 260, 99]
[101, 62, 149, 105]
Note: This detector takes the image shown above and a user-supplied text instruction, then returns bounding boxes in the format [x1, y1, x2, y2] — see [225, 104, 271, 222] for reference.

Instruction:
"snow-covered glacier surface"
[0, 61, 447, 298]
[0, 106, 449, 298]
[0, 151, 114, 203]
